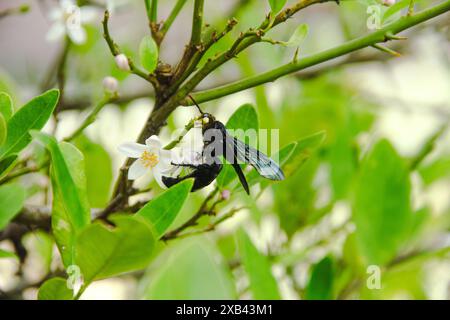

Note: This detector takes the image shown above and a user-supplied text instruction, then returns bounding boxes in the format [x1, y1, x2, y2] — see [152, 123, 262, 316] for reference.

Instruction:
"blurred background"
[0, 0, 449, 299]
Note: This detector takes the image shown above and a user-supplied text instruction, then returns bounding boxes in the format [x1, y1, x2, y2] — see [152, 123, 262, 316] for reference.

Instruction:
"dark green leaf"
[353, 139, 412, 265]
[0, 89, 59, 160]
[0, 183, 26, 230]
[137, 179, 193, 238]
[0, 154, 17, 178]
[238, 229, 281, 299]
[38, 278, 74, 300]
[305, 256, 334, 300]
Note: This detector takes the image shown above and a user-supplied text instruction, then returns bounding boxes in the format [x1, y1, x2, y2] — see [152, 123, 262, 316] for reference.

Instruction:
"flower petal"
[118, 142, 147, 158]
[145, 135, 162, 149]
[128, 160, 147, 180]
[80, 6, 100, 24]
[67, 26, 86, 44]
[46, 23, 66, 42]
[152, 168, 167, 189]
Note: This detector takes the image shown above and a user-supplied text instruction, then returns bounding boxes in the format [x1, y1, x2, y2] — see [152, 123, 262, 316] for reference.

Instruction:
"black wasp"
[162, 98, 284, 194]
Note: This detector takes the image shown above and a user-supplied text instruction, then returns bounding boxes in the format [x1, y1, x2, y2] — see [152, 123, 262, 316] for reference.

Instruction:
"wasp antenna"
[188, 94, 204, 114]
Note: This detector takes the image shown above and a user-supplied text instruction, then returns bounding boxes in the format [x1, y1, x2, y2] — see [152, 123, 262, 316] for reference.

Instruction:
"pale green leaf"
[286, 24, 308, 47]
[38, 278, 74, 300]
[143, 238, 236, 299]
[353, 139, 412, 265]
[137, 179, 193, 238]
[139, 35, 158, 73]
[238, 229, 281, 299]
[0, 89, 59, 160]
[0, 249, 18, 260]
[0, 183, 26, 230]
[0, 92, 13, 121]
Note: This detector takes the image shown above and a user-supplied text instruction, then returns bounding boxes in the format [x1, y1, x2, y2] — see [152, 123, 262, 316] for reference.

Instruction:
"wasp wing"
[224, 134, 285, 181]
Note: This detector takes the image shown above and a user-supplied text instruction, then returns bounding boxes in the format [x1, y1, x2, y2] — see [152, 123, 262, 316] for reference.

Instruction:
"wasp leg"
[171, 162, 202, 169]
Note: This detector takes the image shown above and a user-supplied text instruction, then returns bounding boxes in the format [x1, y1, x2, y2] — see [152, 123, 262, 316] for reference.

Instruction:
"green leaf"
[0, 91, 13, 121]
[137, 179, 193, 238]
[286, 24, 308, 47]
[75, 215, 155, 285]
[353, 139, 412, 265]
[0, 155, 17, 177]
[0, 89, 59, 160]
[382, 0, 412, 24]
[0, 249, 18, 260]
[139, 35, 158, 73]
[32, 132, 90, 267]
[305, 256, 334, 300]
[0, 183, 26, 230]
[238, 229, 281, 299]
[268, 0, 287, 14]
[38, 278, 74, 300]
[216, 104, 259, 188]
[74, 135, 113, 207]
[0, 113, 6, 146]
[418, 155, 450, 185]
[143, 238, 236, 299]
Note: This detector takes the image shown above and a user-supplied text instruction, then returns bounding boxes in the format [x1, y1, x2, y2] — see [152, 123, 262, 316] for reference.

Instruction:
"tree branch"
[182, 0, 450, 105]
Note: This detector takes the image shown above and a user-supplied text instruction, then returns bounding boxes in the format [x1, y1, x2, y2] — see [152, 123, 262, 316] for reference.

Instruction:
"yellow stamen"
[140, 150, 159, 168]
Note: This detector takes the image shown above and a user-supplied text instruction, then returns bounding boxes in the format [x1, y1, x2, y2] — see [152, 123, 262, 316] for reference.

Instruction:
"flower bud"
[381, 0, 396, 6]
[102, 76, 118, 93]
[221, 189, 231, 200]
[114, 54, 130, 71]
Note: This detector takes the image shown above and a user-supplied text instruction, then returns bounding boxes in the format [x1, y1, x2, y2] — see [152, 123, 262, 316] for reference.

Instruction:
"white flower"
[118, 136, 177, 189]
[102, 76, 118, 93]
[114, 54, 131, 71]
[381, 0, 396, 6]
[46, 0, 99, 44]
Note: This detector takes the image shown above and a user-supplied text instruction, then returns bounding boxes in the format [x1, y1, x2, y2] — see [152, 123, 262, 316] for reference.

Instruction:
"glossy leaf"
[353, 139, 412, 265]
[0, 154, 17, 178]
[137, 179, 193, 238]
[238, 229, 281, 299]
[32, 132, 90, 267]
[75, 215, 155, 284]
[305, 256, 334, 300]
[139, 35, 158, 73]
[0, 183, 26, 230]
[0, 89, 59, 160]
[38, 278, 74, 300]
